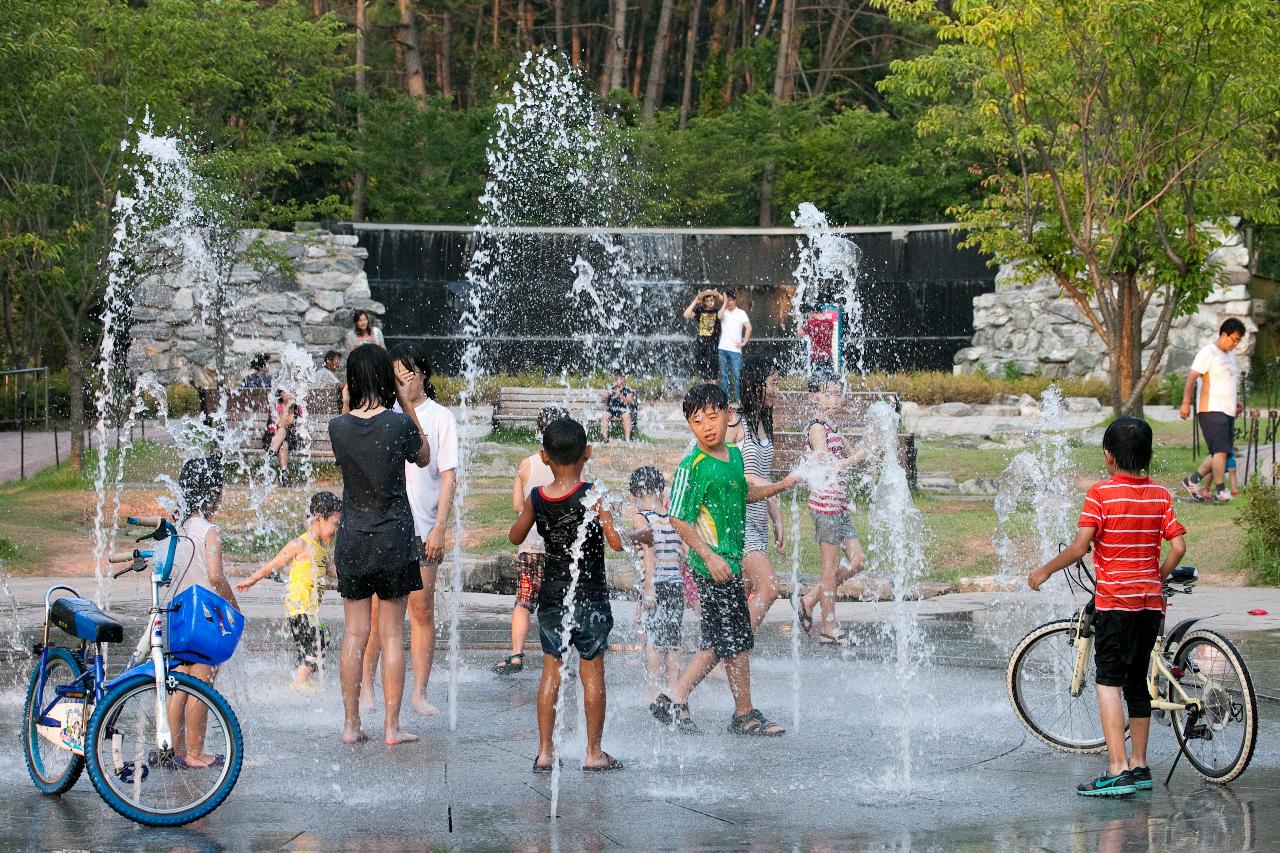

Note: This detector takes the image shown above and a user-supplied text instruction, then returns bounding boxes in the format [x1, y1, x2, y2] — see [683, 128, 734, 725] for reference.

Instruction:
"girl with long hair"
[345, 309, 385, 351]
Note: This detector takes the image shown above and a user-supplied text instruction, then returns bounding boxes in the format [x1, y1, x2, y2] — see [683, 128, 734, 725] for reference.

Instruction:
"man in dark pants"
[1180, 318, 1246, 502]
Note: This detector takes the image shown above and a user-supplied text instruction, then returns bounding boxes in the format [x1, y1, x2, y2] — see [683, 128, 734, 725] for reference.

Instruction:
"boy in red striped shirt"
[1028, 417, 1186, 797]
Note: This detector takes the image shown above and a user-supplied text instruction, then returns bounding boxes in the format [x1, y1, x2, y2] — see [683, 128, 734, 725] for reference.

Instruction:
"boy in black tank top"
[509, 418, 625, 772]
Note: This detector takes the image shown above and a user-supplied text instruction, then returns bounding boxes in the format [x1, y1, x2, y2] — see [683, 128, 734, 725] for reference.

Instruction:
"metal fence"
[0, 367, 49, 431]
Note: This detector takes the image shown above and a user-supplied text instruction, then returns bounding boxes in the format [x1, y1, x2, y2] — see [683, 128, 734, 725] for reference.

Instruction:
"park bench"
[768, 390, 917, 489]
[491, 386, 610, 430]
[199, 386, 344, 461]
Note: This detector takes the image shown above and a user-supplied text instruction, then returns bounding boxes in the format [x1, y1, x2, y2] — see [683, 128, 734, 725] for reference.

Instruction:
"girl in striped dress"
[630, 466, 688, 704]
[799, 371, 866, 645]
[730, 356, 786, 631]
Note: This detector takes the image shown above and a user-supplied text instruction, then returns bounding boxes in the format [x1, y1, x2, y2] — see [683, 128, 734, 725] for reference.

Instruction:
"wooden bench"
[491, 386, 613, 430]
[200, 386, 344, 460]
[768, 390, 917, 489]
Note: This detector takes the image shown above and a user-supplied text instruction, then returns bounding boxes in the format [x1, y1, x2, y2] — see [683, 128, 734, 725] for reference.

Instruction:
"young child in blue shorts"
[629, 466, 688, 706]
[508, 417, 624, 772]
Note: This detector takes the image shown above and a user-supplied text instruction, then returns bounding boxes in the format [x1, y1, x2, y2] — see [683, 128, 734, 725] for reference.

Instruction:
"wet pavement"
[2, 583, 1279, 851]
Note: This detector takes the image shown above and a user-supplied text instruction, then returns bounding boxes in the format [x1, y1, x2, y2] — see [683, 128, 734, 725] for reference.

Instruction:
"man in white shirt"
[1179, 318, 1246, 502]
[716, 289, 752, 402]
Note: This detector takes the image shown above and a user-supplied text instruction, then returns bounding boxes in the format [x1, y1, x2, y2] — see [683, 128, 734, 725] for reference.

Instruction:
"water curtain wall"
[331, 223, 997, 375]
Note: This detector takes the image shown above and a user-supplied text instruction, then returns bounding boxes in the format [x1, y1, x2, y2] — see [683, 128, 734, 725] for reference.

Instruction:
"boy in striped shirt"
[1028, 417, 1186, 797]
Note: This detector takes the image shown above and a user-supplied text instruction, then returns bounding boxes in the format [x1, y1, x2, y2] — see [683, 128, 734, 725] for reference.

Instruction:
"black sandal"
[729, 709, 785, 736]
[795, 599, 814, 634]
[582, 752, 624, 772]
[494, 653, 524, 675]
[532, 756, 561, 773]
[672, 703, 701, 735]
[649, 693, 673, 725]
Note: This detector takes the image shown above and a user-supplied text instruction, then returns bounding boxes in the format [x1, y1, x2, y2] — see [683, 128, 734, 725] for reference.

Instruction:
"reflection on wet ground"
[2, 608, 1277, 851]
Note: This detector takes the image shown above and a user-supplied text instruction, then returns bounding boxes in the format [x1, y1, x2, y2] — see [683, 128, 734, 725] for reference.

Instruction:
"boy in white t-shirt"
[716, 289, 752, 402]
[1179, 319, 1246, 503]
[361, 342, 459, 717]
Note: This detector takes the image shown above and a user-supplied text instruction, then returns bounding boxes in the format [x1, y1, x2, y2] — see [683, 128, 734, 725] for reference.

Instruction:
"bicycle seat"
[50, 597, 124, 643]
[1169, 566, 1198, 584]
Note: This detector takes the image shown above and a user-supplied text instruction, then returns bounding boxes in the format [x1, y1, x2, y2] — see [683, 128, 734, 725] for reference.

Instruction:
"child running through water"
[508, 417, 625, 772]
[1028, 417, 1186, 797]
[798, 370, 866, 645]
[652, 384, 799, 736]
[236, 492, 342, 690]
[630, 466, 688, 705]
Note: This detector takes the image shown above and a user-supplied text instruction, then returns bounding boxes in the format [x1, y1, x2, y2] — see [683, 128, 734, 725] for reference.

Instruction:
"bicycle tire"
[1169, 629, 1257, 784]
[84, 672, 243, 827]
[1007, 619, 1107, 753]
[22, 646, 87, 795]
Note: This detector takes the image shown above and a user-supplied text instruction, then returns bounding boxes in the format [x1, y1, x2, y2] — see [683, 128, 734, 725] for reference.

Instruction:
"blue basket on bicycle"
[167, 585, 244, 666]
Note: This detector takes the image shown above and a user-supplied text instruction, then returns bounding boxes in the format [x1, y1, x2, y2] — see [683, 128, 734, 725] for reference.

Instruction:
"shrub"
[1238, 479, 1280, 585]
[1002, 361, 1023, 381]
[166, 384, 201, 418]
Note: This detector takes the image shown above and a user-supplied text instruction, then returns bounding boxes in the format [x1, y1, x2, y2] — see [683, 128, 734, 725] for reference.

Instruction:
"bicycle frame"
[35, 518, 182, 755]
[1066, 607, 1203, 716]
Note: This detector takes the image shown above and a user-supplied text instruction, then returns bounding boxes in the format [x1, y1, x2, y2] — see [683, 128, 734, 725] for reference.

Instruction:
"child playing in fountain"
[799, 370, 867, 646]
[629, 466, 688, 707]
[508, 417, 625, 772]
[236, 491, 342, 690]
[1028, 417, 1186, 797]
[651, 384, 799, 736]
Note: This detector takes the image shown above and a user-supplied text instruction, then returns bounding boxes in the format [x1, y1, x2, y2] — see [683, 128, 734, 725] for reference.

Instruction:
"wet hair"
[536, 405, 569, 434]
[682, 383, 728, 419]
[1220, 318, 1246, 338]
[352, 309, 372, 331]
[345, 344, 397, 410]
[179, 457, 224, 519]
[1103, 416, 1153, 473]
[542, 418, 588, 466]
[389, 340, 436, 400]
[723, 289, 737, 299]
[629, 466, 665, 497]
[250, 354, 269, 371]
[323, 350, 342, 364]
[309, 491, 342, 519]
[807, 369, 841, 393]
[739, 355, 776, 441]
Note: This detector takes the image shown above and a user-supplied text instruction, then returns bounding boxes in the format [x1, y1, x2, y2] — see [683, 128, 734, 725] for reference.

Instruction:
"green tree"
[879, 0, 1280, 415]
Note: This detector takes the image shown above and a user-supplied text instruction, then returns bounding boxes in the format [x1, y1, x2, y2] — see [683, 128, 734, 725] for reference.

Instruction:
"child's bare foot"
[384, 727, 419, 746]
[342, 721, 368, 744]
[410, 695, 442, 716]
[359, 689, 375, 713]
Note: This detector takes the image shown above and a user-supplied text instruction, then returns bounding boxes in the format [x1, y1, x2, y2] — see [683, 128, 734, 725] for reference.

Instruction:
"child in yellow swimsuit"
[237, 492, 342, 689]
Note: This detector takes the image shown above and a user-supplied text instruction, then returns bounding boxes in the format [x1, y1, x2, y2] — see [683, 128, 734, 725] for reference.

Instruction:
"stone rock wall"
[128, 230, 383, 384]
[953, 230, 1258, 380]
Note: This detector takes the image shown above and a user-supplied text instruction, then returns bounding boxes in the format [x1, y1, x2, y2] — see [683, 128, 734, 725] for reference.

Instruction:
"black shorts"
[1197, 412, 1235, 456]
[537, 599, 613, 660]
[263, 426, 301, 452]
[288, 614, 330, 672]
[645, 582, 685, 650]
[695, 340, 718, 380]
[337, 561, 423, 601]
[694, 573, 754, 659]
[1093, 609, 1162, 717]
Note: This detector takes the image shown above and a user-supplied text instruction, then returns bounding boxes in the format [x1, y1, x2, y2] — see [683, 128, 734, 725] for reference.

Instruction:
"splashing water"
[862, 401, 930, 791]
[790, 203, 865, 376]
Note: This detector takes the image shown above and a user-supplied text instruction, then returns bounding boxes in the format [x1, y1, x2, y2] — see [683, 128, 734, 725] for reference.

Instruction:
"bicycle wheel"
[1007, 619, 1107, 753]
[84, 672, 243, 827]
[22, 646, 87, 794]
[1168, 629, 1257, 783]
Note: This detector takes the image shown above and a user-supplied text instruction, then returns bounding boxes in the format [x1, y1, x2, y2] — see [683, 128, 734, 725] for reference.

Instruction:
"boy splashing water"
[1028, 417, 1186, 797]
[508, 418, 625, 772]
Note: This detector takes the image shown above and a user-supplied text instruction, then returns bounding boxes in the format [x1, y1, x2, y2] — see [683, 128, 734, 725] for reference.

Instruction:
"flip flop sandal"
[582, 753, 624, 772]
[729, 709, 785, 737]
[649, 693, 673, 725]
[494, 653, 525, 675]
[795, 600, 814, 634]
[816, 631, 850, 646]
[532, 757, 562, 774]
[117, 761, 150, 784]
[174, 754, 225, 770]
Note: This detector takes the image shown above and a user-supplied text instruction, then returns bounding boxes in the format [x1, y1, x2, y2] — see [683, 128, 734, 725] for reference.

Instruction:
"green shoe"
[1077, 770, 1136, 797]
[1130, 766, 1153, 790]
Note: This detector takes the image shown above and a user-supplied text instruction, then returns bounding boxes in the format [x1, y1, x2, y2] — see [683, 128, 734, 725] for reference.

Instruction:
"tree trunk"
[553, 0, 566, 51]
[66, 337, 86, 473]
[678, 0, 701, 129]
[772, 0, 798, 101]
[758, 160, 776, 226]
[603, 0, 628, 94]
[397, 0, 429, 105]
[491, 0, 499, 50]
[814, 0, 847, 97]
[643, 0, 675, 117]
[313, 0, 326, 17]
[437, 12, 453, 100]
[353, 0, 368, 220]
[570, 0, 581, 65]
[1105, 272, 1146, 418]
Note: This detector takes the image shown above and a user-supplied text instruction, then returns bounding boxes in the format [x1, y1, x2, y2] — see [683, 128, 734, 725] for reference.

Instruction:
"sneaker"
[1130, 766, 1153, 790]
[1215, 489, 1232, 503]
[1077, 770, 1136, 797]
[1181, 475, 1202, 498]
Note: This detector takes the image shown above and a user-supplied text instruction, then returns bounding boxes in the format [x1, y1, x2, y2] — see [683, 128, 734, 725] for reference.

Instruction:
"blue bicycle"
[22, 516, 245, 826]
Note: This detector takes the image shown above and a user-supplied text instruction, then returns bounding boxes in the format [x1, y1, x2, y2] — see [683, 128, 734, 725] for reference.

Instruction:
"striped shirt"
[1078, 474, 1186, 612]
[807, 418, 849, 515]
[639, 511, 684, 584]
[739, 425, 773, 532]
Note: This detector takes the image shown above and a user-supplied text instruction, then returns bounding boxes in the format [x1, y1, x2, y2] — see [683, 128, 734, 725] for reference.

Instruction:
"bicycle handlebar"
[108, 551, 137, 564]
[127, 516, 163, 529]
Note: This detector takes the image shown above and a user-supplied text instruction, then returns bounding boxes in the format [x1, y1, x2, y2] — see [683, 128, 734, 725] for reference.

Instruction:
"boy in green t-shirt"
[651, 383, 800, 735]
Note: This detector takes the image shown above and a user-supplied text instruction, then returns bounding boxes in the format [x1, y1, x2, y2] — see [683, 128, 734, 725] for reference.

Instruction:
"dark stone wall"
[328, 223, 996, 375]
